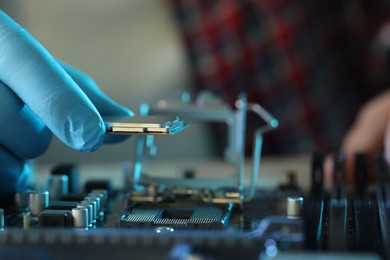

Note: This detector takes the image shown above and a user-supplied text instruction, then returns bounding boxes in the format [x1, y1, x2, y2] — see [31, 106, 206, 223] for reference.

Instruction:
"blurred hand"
[0, 11, 132, 195]
[342, 89, 390, 182]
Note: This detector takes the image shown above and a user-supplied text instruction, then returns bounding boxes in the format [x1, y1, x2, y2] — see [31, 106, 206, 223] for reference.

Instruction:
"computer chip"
[104, 116, 188, 135]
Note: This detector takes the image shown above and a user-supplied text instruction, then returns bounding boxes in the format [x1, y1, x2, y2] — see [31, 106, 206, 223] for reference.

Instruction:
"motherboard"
[0, 93, 388, 259]
[0, 152, 388, 259]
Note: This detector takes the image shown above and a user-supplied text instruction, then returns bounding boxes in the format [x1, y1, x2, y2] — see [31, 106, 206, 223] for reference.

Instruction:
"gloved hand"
[0, 11, 133, 195]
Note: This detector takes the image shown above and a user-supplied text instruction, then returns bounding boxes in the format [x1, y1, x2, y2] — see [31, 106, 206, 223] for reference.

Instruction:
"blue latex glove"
[0, 11, 133, 195]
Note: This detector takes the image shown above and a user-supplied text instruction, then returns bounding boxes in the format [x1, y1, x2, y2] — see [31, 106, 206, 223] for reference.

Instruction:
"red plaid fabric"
[169, 0, 390, 154]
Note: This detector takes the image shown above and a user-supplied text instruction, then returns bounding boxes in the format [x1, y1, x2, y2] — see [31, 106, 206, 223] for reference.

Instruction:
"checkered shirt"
[169, 0, 390, 154]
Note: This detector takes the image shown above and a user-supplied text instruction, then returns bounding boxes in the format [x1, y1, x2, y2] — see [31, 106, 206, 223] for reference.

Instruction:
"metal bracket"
[126, 91, 278, 203]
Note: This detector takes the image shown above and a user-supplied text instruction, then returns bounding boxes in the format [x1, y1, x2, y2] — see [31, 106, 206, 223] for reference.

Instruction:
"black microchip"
[38, 210, 73, 228]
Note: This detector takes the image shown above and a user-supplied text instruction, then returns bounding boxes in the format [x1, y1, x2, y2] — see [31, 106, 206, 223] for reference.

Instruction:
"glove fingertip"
[61, 111, 106, 152]
[77, 121, 106, 152]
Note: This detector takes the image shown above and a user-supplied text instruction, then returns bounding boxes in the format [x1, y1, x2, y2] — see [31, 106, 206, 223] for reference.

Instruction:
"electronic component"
[23, 211, 31, 230]
[48, 175, 69, 200]
[80, 200, 97, 224]
[78, 204, 93, 226]
[38, 209, 73, 228]
[51, 164, 80, 193]
[120, 204, 232, 230]
[84, 180, 113, 199]
[15, 191, 29, 209]
[28, 190, 49, 217]
[48, 201, 79, 211]
[104, 116, 187, 135]
[0, 153, 388, 259]
[71, 207, 88, 228]
[286, 196, 303, 218]
[0, 209, 3, 230]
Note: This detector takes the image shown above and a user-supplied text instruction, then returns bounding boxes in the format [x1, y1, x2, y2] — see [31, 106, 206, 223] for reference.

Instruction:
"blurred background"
[2, 0, 390, 164]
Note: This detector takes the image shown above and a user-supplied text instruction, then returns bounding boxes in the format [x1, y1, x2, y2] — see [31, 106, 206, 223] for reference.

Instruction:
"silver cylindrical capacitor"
[286, 196, 303, 218]
[85, 196, 101, 216]
[82, 199, 97, 223]
[71, 207, 88, 228]
[90, 189, 108, 210]
[78, 203, 92, 226]
[92, 195, 101, 213]
[29, 191, 49, 217]
[48, 175, 69, 200]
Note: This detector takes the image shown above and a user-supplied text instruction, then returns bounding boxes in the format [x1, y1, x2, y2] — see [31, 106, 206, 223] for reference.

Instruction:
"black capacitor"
[84, 180, 113, 199]
[60, 193, 86, 202]
[48, 201, 79, 211]
[303, 199, 323, 250]
[310, 153, 324, 200]
[354, 200, 378, 251]
[375, 153, 390, 202]
[48, 175, 69, 200]
[51, 164, 80, 193]
[333, 152, 346, 201]
[278, 171, 299, 191]
[0, 208, 3, 230]
[375, 153, 389, 185]
[354, 153, 368, 199]
[38, 209, 73, 228]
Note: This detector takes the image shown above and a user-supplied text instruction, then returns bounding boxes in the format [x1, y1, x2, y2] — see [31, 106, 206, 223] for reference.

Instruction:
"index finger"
[0, 11, 104, 152]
